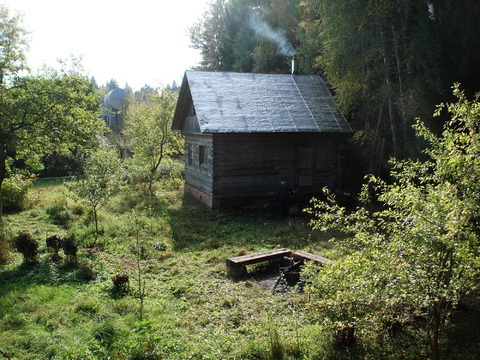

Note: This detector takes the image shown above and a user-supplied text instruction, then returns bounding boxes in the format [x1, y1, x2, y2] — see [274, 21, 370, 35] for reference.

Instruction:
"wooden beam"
[226, 248, 292, 268]
[291, 250, 332, 265]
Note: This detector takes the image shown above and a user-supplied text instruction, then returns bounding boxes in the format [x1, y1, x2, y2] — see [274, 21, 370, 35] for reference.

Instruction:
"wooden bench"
[292, 250, 333, 265]
[226, 248, 292, 269]
[226, 248, 332, 277]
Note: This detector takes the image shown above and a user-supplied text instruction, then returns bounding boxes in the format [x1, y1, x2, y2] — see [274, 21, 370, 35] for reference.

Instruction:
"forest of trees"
[190, 0, 480, 185]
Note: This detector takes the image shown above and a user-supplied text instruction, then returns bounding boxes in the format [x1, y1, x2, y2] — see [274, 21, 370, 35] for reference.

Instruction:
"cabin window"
[199, 145, 209, 166]
[186, 143, 194, 165]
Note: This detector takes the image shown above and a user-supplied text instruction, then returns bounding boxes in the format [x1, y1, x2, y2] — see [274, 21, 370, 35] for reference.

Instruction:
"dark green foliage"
[45, 195, 78, 227]
[61, 236, 77, 265]
[13, 232, 38, 263]
[46, 235, 62, 252]
[111, 273, 130, 294]
[190, 0, 300, 74]
[40, 152, 82, 178]
[305, 86, 480, 360]
[300, 0, 480, 164]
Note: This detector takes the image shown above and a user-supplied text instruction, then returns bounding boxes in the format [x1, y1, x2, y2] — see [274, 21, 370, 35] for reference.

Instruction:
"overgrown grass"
[0, 178, 478, 359]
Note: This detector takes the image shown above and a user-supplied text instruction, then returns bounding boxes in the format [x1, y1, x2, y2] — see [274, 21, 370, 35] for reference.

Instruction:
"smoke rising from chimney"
[248, 11, 297, 57]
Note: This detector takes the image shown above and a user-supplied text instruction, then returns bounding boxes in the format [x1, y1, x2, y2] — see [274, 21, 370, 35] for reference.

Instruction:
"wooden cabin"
[172, 71, 352, 209]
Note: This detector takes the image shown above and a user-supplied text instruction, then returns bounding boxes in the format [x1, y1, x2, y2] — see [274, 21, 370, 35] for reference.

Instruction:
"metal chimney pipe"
[291, 54, 299, 75]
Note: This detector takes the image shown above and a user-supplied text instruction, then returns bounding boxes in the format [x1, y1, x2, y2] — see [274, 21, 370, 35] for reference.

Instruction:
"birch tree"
[68, 141, 124, 243]
[124, 89, 182, 196]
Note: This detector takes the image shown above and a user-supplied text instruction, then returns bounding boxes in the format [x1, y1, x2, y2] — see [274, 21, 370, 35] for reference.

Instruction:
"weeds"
[0, 227, 11, 265]
[0, 180, 478, 359]
[45, 195, 75, 226]
[1, 174, 34, 213]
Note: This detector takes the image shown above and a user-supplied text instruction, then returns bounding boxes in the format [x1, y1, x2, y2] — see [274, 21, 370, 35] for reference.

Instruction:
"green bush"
[45, 195, 80, 226]
[13, 232, 39, 263]
[62, 236, 78, 265]
[76, 258, 97, 280]
[46, 235, 62, 254]
[1, 174, 33, 212]
[124, 158, 149, 185]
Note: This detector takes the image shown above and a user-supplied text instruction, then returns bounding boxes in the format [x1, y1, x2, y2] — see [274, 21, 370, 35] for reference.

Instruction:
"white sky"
[3, 0, 209, 90]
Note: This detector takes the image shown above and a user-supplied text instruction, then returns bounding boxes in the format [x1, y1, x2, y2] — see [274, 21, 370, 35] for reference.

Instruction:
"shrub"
[111, 273, 130, 293]
[71, 202, 85, 216]
[65, 227, 96, 248]
[14, 232, 39, 263]
[62, 236, 77, 265]
[124, 158, 149, 185]
[46, 235, 63, 254]
[74, 298, 99, 315]
[76, 259, 97, 280]
[45, 195, 75, 226]
[1, 174, 33, 212]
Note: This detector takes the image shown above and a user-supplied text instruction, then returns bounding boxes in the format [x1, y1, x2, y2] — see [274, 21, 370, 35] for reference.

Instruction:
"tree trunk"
[391, 22, 407, 144]
[148, 150, 164, 197]
[148, 170, 155, 197]
[93, 206, 99, 244]
[369, 107, 383, 175]
[431, 302, 441, 360]
[387, 98, 399, 157]
[0, 148, 6, 224]
[380, 24, 399, 158]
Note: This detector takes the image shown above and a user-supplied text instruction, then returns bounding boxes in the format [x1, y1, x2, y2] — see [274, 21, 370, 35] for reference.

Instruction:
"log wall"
[184, 134, 213, 195]
[184, 132, 343, 208]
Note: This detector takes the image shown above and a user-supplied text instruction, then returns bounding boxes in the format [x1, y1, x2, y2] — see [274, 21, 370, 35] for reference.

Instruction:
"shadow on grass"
[0, 255, 94, 298]
[167, 192, 333, 253]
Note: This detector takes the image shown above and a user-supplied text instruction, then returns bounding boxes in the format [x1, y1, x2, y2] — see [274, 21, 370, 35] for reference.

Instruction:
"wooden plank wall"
[184, 134, 214, 196]
[212, 133, 339, 199]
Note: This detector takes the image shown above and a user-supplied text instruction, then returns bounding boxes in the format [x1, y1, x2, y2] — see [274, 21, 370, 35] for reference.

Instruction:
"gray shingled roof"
[173, 70, 352, 134]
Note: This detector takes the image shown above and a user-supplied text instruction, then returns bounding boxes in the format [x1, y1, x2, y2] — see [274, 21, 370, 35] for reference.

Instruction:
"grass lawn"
[1, 178, 479, 359]
[0, 179, 335, 359]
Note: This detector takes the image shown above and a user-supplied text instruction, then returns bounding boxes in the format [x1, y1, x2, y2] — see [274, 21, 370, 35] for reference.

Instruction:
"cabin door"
[296, 147, 314, 188]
